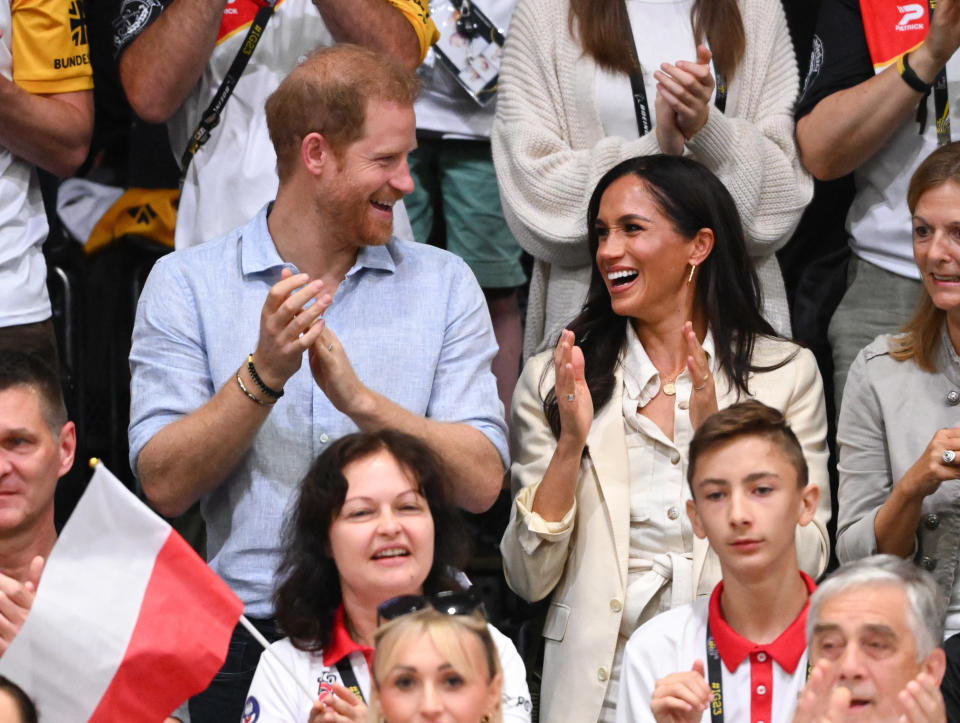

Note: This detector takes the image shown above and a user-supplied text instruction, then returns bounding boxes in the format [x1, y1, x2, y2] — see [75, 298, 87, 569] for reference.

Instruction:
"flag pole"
[239, 615, 316, 705]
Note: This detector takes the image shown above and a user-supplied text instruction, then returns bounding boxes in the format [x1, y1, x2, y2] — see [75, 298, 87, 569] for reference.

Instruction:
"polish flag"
[0, 463, 243, 721]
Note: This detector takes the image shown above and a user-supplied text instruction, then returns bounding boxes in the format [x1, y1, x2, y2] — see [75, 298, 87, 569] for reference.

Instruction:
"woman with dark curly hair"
[244, 430, 530, 723]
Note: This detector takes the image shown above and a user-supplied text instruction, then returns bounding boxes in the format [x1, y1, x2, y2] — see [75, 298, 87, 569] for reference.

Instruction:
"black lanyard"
[622, 1, 727, 138]
[917, 0, 950, 145]
[705, 625, 725, 723]
[705, 625, 811, 723]
[180, 0, 276, 181]
[334, 657, 366, 704]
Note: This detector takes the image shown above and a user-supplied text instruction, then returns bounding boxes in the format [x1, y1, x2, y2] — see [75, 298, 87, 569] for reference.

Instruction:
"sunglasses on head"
[376, 591, 486, 626]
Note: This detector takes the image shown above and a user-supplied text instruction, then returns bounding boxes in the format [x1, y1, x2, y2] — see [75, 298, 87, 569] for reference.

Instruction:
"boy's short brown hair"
[687, 400, 807, 493]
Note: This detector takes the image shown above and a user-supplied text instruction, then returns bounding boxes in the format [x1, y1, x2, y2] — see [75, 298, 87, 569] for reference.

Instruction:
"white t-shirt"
[115, 0, 413, 249]
[244, 611, 533, 723]
[616, 576, 814, 723]
[0, 0, 93, 326]
[414, 0, 517, 138]
[847, 53, 960, 279]
[593, 0, 737, 141]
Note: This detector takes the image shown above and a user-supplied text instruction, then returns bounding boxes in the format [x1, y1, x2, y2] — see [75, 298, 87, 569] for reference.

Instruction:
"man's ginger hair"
[265, 44, 420, 182]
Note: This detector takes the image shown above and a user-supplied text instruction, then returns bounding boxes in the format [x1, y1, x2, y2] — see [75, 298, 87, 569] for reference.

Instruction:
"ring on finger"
[944, 450, 957, 464]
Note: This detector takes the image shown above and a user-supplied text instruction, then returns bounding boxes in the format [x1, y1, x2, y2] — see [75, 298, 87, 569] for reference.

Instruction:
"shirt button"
[756, 684, 766, 695]
[921, 555, 937, 571]
[924, 513, 940, 530]
[598, 667, 609, 681]
[756, 652, 767, 662]
[667, 506, 680, 520]
[670, 452, 681, 465]
[320, 433, 329, 443]
[947, 390, 960, 406]
[678, 400, 689, 410]
[610, 598, 623, 613]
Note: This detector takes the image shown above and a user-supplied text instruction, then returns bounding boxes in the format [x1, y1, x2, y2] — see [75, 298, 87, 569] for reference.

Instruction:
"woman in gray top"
[837, 142, 960, 631]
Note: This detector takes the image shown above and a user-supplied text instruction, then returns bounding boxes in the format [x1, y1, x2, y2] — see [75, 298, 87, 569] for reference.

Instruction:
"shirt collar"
[620, 325, 716, 403]
[323, 605, 374, 668]
[239, 203, 400, 278]
[707, 571, 815, 674]
[938, 323, 960, 382]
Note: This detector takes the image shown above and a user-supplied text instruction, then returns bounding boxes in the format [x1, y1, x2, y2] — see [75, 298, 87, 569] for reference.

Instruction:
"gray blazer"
[837, 331, 960, 600]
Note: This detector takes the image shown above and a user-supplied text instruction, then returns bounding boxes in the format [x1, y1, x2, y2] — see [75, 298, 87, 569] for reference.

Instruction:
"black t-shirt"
[111, 0, 171, 57]
[795, 0, 875, 118]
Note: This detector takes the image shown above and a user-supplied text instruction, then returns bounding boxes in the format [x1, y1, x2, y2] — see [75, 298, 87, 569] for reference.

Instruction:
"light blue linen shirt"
[129, 205, 508, 616]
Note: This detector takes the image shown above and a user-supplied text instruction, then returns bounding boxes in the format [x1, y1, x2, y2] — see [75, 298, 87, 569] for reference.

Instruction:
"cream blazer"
[500, 336, 830, 723]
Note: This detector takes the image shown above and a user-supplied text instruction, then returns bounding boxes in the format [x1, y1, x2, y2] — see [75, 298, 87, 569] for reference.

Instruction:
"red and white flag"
[0, 462, 243, 721]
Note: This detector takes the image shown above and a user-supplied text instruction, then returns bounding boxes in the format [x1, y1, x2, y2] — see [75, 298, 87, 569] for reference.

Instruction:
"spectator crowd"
[1, 0, 960, 721]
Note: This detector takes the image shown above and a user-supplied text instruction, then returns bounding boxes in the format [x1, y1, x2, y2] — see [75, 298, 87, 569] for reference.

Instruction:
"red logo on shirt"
[218, 0, 284, 42]
[860, 0, 928, 68]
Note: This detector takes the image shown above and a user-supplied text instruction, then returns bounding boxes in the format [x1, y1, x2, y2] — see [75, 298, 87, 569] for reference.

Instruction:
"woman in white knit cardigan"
[491, 0, 812, 358]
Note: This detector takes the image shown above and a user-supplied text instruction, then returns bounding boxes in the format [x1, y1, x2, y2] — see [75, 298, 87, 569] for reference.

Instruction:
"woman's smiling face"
[329, 448, 435, 605]
[913, 180, 960, 319]
[594, 175, 701, 323]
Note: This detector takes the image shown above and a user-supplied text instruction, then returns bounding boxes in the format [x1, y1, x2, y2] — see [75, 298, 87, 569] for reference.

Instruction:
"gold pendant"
[662, 381, 676, 396]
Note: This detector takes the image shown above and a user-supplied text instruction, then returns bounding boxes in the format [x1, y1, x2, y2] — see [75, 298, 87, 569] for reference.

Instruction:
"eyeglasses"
[376, 591, 486, 626]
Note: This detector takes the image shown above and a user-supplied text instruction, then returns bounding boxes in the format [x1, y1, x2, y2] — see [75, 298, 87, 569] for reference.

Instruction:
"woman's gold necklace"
[660, 362, 687, 396]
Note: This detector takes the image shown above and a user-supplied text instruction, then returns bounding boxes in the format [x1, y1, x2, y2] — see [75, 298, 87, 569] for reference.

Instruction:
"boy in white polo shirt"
[616, 400, 821, 723]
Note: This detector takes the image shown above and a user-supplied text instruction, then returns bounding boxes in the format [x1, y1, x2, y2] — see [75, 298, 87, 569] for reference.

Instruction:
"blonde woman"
[370, 607, 503, 723]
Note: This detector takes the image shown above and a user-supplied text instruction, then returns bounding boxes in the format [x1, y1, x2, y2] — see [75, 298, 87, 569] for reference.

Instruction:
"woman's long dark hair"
[544, 155, 791, 437]
[273, 430, 469, 652]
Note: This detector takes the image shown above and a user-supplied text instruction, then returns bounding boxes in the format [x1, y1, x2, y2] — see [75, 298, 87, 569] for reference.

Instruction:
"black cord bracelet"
[247, 354, 284, 399]
[898, 52, 933, 94]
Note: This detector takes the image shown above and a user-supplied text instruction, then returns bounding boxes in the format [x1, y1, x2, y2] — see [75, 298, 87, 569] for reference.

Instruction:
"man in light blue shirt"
[128, 45, 508, 721]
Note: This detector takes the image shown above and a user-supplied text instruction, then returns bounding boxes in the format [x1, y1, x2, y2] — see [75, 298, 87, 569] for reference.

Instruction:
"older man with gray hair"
[793, 555, 947, 723]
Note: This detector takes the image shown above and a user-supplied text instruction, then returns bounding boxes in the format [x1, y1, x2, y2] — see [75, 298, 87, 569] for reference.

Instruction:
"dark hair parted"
[265, 44, 420, 182]
[543, 155, 792, 438]
[568, 0, 744, 81]
[0, 349, 67, 432]
[687, 400, 808, 493]
[892, 141, 960, 370]
[273, 430, 469, 653]
[0, 676, 38, 723]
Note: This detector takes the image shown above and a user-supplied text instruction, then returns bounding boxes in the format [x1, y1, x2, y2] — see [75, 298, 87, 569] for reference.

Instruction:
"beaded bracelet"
[247, 354, 284, 399]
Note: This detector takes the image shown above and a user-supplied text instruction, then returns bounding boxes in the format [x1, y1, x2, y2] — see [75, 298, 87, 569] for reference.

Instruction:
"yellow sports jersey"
[10, 0, 93, 94]
[386, 0, 439, 63]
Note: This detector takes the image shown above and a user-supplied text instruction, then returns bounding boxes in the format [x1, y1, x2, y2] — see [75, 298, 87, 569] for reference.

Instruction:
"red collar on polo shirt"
[708, 571, 816, 674]
[323, 605, 374, 669]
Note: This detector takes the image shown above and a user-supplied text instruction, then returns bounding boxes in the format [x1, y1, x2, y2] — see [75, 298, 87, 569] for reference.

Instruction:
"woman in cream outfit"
[491, 0, 811, 357]
[501, 156, 829, 723]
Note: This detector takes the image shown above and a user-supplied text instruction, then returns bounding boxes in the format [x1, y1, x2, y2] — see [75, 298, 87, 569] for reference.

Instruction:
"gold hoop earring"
[687, 263, 696, 284]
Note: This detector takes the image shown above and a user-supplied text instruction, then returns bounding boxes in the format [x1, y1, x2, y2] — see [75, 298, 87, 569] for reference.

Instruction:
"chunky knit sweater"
[491, 0, 813, 357]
